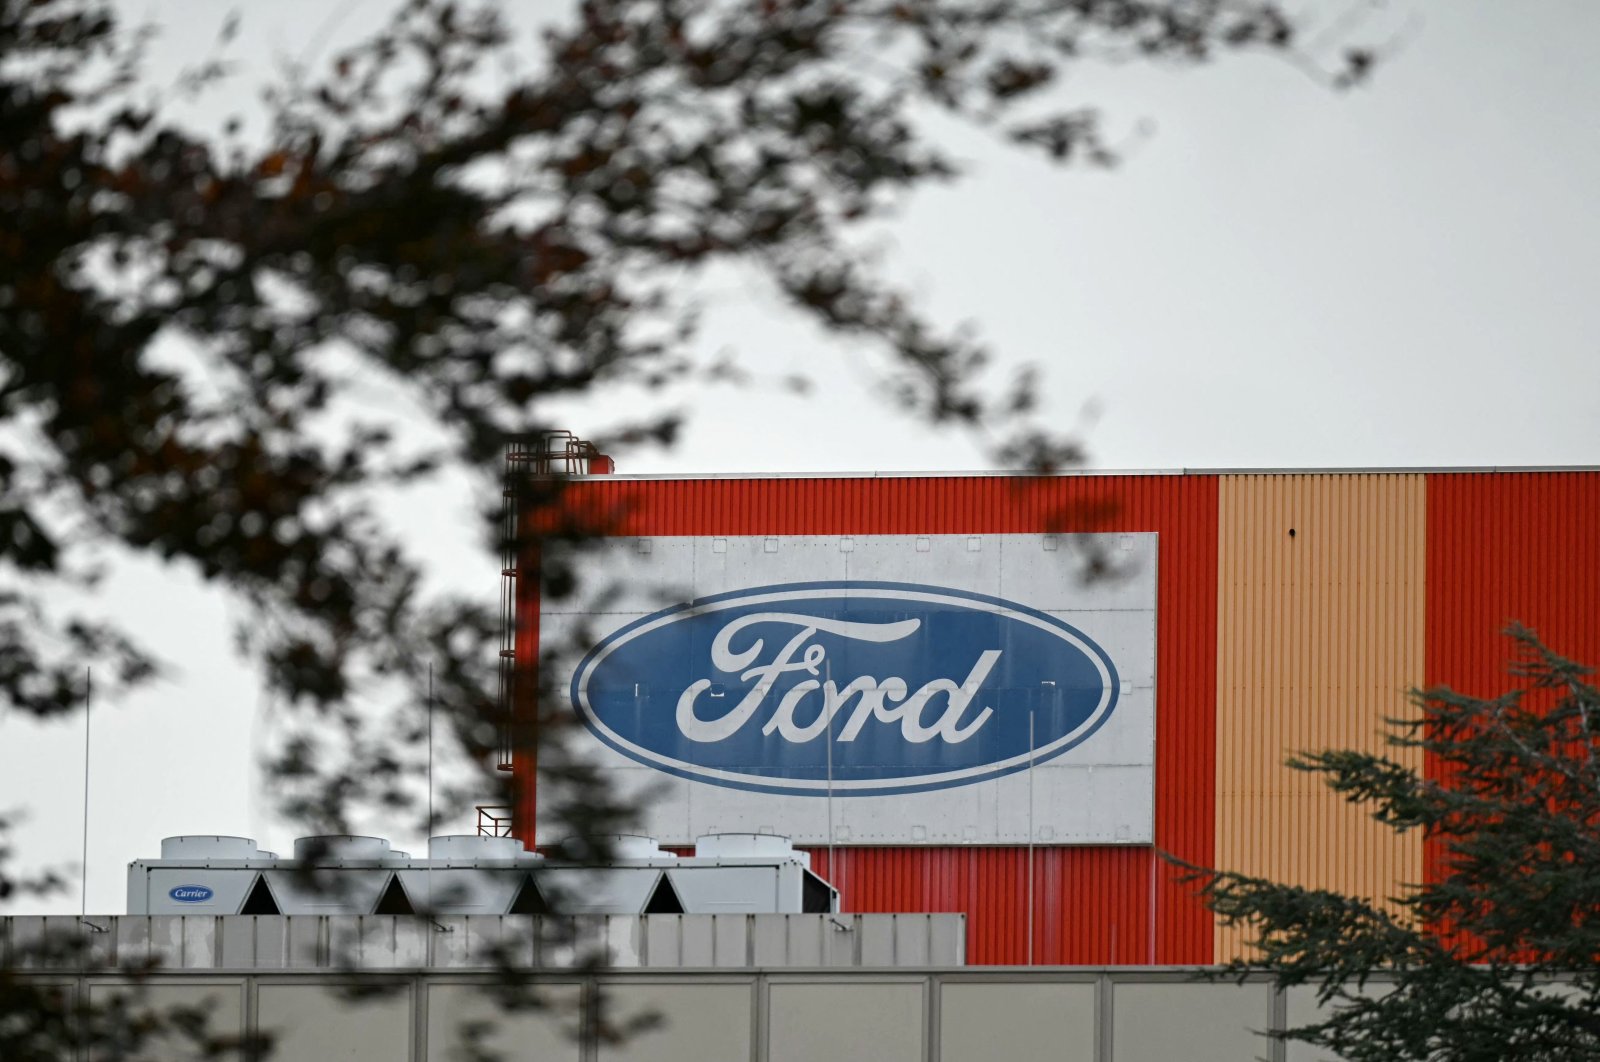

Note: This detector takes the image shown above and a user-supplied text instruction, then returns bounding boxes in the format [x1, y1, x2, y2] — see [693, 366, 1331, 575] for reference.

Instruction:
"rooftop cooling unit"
[127, 833, 838, 917]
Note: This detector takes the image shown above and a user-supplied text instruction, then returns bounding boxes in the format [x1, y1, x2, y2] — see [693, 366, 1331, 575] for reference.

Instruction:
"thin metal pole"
[428, 663, 434, 835]
[1148, 844, 1158, 965]
[826, 660, 835, 904]
[81, 667, 91, 918]
[427, 663, 434, 911]
[1027, 707, 1035, 966]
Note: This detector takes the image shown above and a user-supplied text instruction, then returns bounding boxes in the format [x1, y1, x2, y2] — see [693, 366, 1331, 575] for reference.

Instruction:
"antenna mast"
[427, 662, 434, 911]
[80, 667, 91, 918]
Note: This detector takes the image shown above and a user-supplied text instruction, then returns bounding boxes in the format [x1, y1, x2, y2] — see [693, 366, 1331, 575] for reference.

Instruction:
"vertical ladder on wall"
[496, 439, 525, 774]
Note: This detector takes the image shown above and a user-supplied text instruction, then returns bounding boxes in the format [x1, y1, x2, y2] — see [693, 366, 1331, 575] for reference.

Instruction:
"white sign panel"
[538, 534, 1156, 845]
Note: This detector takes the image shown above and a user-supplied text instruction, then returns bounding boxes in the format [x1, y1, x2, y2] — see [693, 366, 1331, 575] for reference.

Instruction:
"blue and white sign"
[543, 534, 1156, 846]
[168, 884, 215, 903]
[574, 583, 1120, 795]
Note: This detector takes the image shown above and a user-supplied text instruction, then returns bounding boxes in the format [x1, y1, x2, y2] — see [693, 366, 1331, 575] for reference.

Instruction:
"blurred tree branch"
[1, 0, 1378, 1055]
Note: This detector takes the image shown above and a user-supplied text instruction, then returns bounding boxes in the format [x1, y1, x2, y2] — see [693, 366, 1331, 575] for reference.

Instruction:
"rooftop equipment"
[127, 833, 837, 917]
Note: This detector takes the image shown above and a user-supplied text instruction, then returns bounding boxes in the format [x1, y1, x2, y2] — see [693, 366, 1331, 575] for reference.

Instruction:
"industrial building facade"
[513, 468, 1600, 965]
[2, 914, 1333, 1062]
[0, 914, 1354, 1062]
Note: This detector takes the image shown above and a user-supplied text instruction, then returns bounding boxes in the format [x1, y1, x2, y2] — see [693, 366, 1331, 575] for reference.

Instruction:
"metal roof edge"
[560, 465, 1600, 481]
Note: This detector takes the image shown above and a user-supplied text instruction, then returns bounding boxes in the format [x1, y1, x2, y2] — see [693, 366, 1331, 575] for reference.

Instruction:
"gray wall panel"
[427, 982, 582, 1062]
[598, 981, 754, 1062]
[1112, 982, 1272, 1062]
[767, 981, 925, 1062]
[1285, 983, 1396, 1062]
[939, 981, 1096, 1062]
[87, 982, 246, 1061]
[712, 915, 749, 967]
[257, 982, 412, 1062]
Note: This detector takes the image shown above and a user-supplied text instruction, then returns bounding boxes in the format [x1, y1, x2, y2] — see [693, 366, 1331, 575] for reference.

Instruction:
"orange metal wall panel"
[1213, 474, 1426, 960]
[1424, 472, 1600, 881]
[521, 473, 1219, 964]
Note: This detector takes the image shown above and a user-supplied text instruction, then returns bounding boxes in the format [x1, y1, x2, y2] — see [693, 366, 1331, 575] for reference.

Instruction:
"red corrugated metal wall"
[521, 474, 1219, 964]
[809, 846, 1158, 965]
[1425, 472, 1600, 698]
[512, 540, 541, 840]
[1424, 472, 1600, 882]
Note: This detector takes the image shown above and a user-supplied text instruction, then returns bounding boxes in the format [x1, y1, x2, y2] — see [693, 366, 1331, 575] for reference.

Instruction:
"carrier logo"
[168, 885, 215, 903]
[571, 582, 1121, 795]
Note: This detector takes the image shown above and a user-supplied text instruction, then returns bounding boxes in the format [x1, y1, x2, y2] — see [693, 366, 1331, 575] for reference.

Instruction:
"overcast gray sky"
[3, 0, 1596, 914]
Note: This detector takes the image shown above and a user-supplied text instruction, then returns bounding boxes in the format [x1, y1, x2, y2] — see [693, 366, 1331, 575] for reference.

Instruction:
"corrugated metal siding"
[1424, 472, 1600, 882]
[521, 474, 1219, 964]
[1213, 474, 1426, 960]
[513, 545, 541, 838]
[808, 847, 1153, 965]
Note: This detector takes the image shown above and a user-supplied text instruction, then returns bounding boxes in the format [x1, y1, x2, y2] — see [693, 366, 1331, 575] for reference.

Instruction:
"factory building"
[511, 466, 1600, 964]
[12, 464, 1596, 1061]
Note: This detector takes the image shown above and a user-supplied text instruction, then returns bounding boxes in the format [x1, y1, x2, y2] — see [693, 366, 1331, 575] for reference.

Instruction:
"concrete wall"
[20, 968, 1302, 1062]
[1, 913, 963, 970]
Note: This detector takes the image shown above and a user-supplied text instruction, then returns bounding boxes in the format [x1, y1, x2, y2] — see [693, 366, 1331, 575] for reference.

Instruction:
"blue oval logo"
[571, 581, 1121, 796]
[168, 885, 214, 903]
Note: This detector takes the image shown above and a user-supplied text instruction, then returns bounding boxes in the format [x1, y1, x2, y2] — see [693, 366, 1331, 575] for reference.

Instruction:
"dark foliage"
[1189, 628, 1600, 1061]
[1, 0, 1372, 1056]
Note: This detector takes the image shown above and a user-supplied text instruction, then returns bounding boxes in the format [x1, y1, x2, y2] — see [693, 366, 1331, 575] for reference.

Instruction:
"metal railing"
[475, 805, 514, 838]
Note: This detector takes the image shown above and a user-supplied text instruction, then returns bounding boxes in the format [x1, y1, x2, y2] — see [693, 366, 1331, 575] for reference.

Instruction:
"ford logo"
[571, 581, 1121, 796]
[168, 885, 215, 903]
